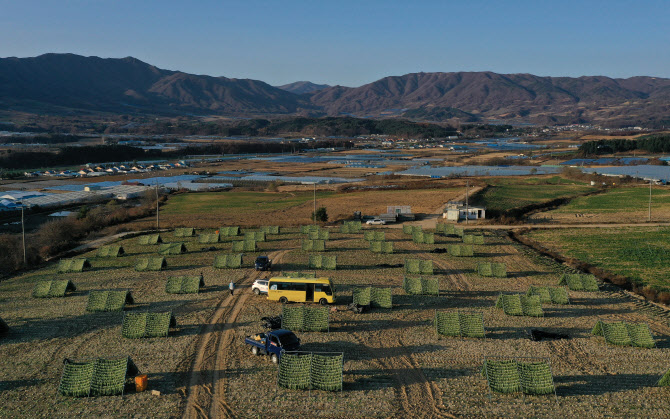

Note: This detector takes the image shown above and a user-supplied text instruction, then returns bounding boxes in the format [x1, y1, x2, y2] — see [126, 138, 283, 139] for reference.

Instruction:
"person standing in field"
[229, 280, 235, 296]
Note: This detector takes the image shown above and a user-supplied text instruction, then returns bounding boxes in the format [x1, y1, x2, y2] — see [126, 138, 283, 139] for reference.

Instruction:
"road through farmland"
[183, 249, 290, 419]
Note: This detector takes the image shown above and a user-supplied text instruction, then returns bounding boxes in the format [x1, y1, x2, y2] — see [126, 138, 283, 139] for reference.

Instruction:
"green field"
[474, 177, 595, 212]
[527, 227, 670, 292]
[162, 191, 334, 215]
[551, 186, 670, 214]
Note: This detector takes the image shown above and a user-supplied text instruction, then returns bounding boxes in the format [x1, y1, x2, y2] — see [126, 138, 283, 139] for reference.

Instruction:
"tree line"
[110, 117, 458, 138]
[0, 139, 355, 171]
[578, 133, 670, 155]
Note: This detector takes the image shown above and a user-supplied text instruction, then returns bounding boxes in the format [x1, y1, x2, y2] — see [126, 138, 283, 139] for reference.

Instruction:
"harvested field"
[139, 187, 462, 229]
[1, 224, 669, 417]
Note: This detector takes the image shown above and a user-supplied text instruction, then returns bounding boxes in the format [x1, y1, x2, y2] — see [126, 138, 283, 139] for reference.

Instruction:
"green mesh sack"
[496, 294, 523, 316]
[478, 262, 493, 277]
[33, 280, 76, 298]
[308, 254, 323, 269]
[520, 295, 544, 317]
[304, 307, 329, 332]
[245, 231, 266, 242]
[122, 312, 147, 339]
[174, 227, 195, 237]
[278, 353, 312, 390]
[353, 287, 372, 306]
[658, 368, 670, 386]
[86, 291, 108, 312]
[627, 323, 655, 348]
[145, 312, 174, 338]
[422, 277, 439, 295]
[459, 313, 485, 338]
[219, 226, 240, 236]
[32, 280, 53, 298]
[403, 276, 422, 295]
[582, 275, 599, 292]
[435, 311, 460, 337]
[282, 306, 304, 331]
[105, 291, 131, 312]
[352, 287, 372, 306]
[322, 256, 337, 270]
[412, 231, 424, 243]
[198, 233, 220, 244]
[482, 360, 521, 394]
[58, 360, 95, 397]
[602, 321, 633, 346]
[527, 286, 551, 304]
[491, 263, 507, 278]
[419, 260, 433, 275]
[89, 358, 129, 396]
[405, 259, 421, 274]
[371, 287, 392, 309]
[518, 361, 555, 395]
[548, 287, 569, 305]
[311, 354, 343, 391]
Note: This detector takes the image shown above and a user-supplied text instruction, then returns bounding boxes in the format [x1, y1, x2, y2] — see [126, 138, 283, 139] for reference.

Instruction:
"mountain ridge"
[276, 81, 330, 95]
[1, 53, 669, 126]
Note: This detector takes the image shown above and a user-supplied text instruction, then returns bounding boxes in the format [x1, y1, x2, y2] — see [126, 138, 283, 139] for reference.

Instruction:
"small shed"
[387, 205, 412, 215]
[380, 205, 415, 222]
[443, 202, 486, 221]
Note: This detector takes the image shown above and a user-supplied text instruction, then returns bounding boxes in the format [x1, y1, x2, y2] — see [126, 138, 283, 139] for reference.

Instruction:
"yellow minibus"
[267, 277, 336, 304]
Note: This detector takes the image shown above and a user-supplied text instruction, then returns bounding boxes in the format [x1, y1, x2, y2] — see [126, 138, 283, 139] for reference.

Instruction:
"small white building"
[443, 202, 486, 221]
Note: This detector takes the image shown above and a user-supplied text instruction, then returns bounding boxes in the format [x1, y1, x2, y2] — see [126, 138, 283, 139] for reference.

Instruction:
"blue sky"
[0, 0, 667, 86]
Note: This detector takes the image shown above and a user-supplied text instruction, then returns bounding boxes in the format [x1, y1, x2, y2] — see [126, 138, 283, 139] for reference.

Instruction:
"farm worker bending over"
[229, 281, 235, 296]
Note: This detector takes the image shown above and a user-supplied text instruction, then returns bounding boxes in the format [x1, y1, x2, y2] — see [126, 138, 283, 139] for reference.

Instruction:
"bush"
[0, 235, 41, 275]
[312, 207, 328, 222]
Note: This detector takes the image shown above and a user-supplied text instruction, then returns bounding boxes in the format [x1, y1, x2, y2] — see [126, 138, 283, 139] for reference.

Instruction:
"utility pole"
[465, 180, 469, 225]
[649, 179, 652, 222]
[20, 203, 26, 265]
[313, 182, 317, 225]
[155, 182, 160, 231]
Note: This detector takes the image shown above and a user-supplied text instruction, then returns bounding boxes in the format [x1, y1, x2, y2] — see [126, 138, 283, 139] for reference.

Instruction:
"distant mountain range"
[276, 81, 330, 95]
[1, 53, 669, 126]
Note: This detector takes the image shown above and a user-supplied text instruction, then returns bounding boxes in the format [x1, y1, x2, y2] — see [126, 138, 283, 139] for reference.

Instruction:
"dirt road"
[466, 222, 670, 230]
[182, 249, 290, 419]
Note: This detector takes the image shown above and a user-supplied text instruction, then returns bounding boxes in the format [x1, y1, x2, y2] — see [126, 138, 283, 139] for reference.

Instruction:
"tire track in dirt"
[351, 313, 455, 419]
[545, 339, 607, 375]
[22, 327, 109, 382]
[183, 249, 291, 419]
[182, 274, 253, 419]
[210, 248, 291, 419]
[421, 253, 471, 292]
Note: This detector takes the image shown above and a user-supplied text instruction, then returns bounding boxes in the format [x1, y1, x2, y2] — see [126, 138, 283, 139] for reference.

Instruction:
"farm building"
[443, 202, 486, 221]
[378, 205, 415, 223]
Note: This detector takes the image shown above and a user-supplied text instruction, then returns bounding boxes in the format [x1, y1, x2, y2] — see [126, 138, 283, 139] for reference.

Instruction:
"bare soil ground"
[2, 223, 670, 417]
